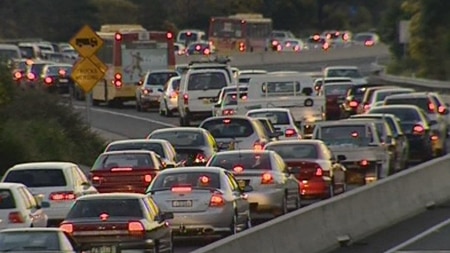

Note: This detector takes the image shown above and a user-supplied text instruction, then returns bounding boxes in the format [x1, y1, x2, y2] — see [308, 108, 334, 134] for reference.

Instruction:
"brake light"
[431, 135, 439, 141]
[239, 42, 245, 52]
[169, 91, 178, 99]
[363, 104, 371, 111]
[194, 154, 206, 163]
[315, 167, 323, 176]
[111, 167, 133, 172]
[413, 125, 425, 135]
[115, 32, 122, 41]
[114, 73, 122, 88]
[272, 40, 278, 46]
[60, 223, 73, 234]
[100, 213, 109, 221]
[223, 119, 231, 124]
[209, 194, 225, 207]
[349, 101, 358, 108]
[171, 186, 192, 192]
[261, 172, 274, 184]
[13, 72, 22, 79]
[27, 72, 35, 80]
[50, 191, 76, 201]
[254, 142, 263, 151]
[364, 40, 374, 47]
[285, 129, 296, 137]
[428, 102, 436, 112]
[183, 94, 189, 105]
[144, 174, 152, 183]
[44, 77, 53, 85]
[143, 89, 152, 95]
[8, 212, 24, 223]
[360, 160, 369, 166]
[294, 45, 300, 51]
[438, 106, 447, 114]
[128, 221, 145, 234]
[58, 69, 66, 76]
[276, 44, 282, 51]
[233, 165, 244, 173]
[223, 109, 235, 115]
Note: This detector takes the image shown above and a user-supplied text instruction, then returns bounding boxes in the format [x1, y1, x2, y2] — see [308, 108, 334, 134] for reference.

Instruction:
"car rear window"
[201, 118, 254, 138]
[149, 131, 205, 147]
[66, 199, 143, 219]
[0, 189, 15, 209]
[106, 143, 165, 158]
[92, 153, 155, 171]
[385, 97, 430, 112]
[320, 125, 373, 146]
[151, 171, 220, 189]
[368, 108, 420, 121]
[323, 84, 351, 96]
[188, 72, 227, 90]
[146, 72, 178, 85]
[4, 169, 67, 187]
[247, 111, 290, 125]
[265, 144, 318, 159]
[208, 152, 272, 171]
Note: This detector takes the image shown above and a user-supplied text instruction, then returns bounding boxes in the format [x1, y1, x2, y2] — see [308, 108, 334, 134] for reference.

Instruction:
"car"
[89, 150, 165, 194]
[0, 227, 81, 252]
[104, 139, 179, 168]
[159, 76, 181, 117]
[185, 41, 215, 55]
[313, 77, 353, 93]
[340, 83, 384, 117]
[269, 30, 296, 50]
[384, 92, 448, 156]
[174, 42, 186, 55]
[276, 38, 306, 52]
[212, 86, 248, 116]
[264, 140, 347, 204]
[237, 69, 268, 76]
[306, 35, 327, 49]
[147, 127, 218, 166]
[365, 88, 415, 111]
[199, 116, 277, 151]
[367, 105, 434, 163]
[350, 113, 410, 172]
[136, 70, 179, 111]
[39, 63, 73, 94]
[352, 32, 380, 46]
[206, 150, 301, 219]
[0, 183, 48, 230]
[214, 91, 248, 116]
[147, 166, 252, 237]
[246, 108, 302, 140]
[312, 120, 391, 185]
[22, 60, 54, 89]
[319, 82, 355, 120]
[2, 162, 97, 227]
[59, 193, 174, 253]
[323, 66, 367, 85]
[356, 86, 399, 114]
[426, 92, 450, 128]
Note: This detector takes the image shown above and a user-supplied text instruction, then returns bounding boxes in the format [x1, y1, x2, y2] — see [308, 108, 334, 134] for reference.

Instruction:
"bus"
[91, 24, 176, 107]
[208, 13, 272, 54]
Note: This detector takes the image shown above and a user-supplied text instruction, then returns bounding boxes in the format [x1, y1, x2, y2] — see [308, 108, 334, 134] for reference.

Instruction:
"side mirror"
[269, 131, 283, 138]
[429, 120, 437, 126]
[240, 185, 253, 193]
[337, 155, 347, 162]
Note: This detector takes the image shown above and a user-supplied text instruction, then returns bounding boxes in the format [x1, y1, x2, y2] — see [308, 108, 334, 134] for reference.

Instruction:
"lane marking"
[73, 105, 177, 128]
[384, 217, 450, 253]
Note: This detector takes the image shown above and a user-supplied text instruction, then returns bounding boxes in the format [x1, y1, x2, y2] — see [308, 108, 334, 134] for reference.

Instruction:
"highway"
[70, 55, 449, 253]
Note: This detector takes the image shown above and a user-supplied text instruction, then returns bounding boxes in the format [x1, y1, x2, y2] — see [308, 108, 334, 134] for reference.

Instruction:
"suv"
[178, 69, 231, 126]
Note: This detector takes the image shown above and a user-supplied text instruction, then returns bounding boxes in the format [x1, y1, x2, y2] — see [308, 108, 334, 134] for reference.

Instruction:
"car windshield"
[146, 72, 178, 85]
[0, 231, 62, 251]
[92, 153, 155, 170]
[106, 142, 165, 158]
[320, 125, 373, 146]
[369, 108, 420, 121]
[151, 171, 220, 189]
[4, 169, 67, 187]
[66, 198, 143, 218]
[0, 189, 15, 209]
[149, 131, 205, 147]
[385, 97, 430, 112]
[208, 152, 272, 171]
[247, 111, 290, 125]
[374, 90, 412, 102]
[350, 87, 371, 101]
[266, 144, 318, 159]
[188, 72, 228, 90]
[201, 118, 254, 138]
[327, 69, 362, 78]
[324, 84, 352, 96]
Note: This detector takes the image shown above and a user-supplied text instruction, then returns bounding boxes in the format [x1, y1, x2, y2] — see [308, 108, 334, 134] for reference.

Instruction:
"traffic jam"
[1, 28, 448, 253]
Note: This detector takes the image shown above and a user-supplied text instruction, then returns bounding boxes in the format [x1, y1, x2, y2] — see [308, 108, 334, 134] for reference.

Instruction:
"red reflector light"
[60, 223, 73, 234]
[171, 186, 192, 192]
[8, 212, 24, 223]
[349, 101, 358, 107]
[111, 167, 133, 172]
[209, 194, 225, 207]
[233, 166, 244, 173]
[315, 168, 323, 176]
[360, 160, 369, 166]
[128, 221, 145, 232]
[285, 129, 296, 137]
[50, 191, 76, 201]
[261, 172, 273, 184]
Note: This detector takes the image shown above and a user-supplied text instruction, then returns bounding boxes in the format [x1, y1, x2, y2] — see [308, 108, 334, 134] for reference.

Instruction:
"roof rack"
[188, 55, 232, 66]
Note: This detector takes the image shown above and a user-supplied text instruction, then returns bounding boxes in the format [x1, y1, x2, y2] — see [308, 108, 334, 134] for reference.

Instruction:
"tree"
[91, 0, 139, 25]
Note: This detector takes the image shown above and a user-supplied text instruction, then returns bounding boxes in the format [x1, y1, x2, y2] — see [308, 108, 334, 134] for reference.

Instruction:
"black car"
[40, 63, 73, 94]
[60, 193, 174, 253]
[340, 83, 383, 118]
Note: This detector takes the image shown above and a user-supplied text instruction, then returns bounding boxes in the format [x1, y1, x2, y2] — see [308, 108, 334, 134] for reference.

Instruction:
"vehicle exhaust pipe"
[202, 228, 214, 234]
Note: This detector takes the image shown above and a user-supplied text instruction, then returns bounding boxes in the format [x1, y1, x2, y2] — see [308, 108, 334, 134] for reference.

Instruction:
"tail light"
[209, 194, 225, 207]
[314, 166, 330, 177]
[438, 106, 447, 114]
[276, 44, 282, 51]
[349, 101, 358, 108]
[285, 129, 297, 137]
[364, 40, 374, 47]
[169, 91, 178, 99]
[128, 221, 145, 235]
[114, 73, 122, 88]
[183, 94, 189, 105]
[13, 72, 22, 80]
[413, 125, 425, 135]
[294, 45, 300, 51]
[8, 212, 24, 223]
[27, 72, 36, 80]
[254, 142, 263, 151]
[194, 153, 206, 163]
[143, 89, 152, 95]
[272, 40, 278, 46]
[60, 223, 73, 234]
[58, 69, 66, 76]
[44, 77, 53, 85]
[315, 167, 323, 176]
[431, 135, 439, 141]
[90, 174, 103, 185]
[144, 174, 153, 183]
[261, 172, 274, 184]
[49, 191, 76, 201]
[223, 109, 235, 115]
[239, 42, 245, 52]
[363, 103, 371, 111]
[171, 186, 192, 192]
[203, 48, 211, 55]
[428, 102, 436, 112]
[360, 160, 369, 167]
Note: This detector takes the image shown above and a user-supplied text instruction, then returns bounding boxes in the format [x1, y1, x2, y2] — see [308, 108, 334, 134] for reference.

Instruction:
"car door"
[224, 171, 248, 220]
[18, 187, 47, 227]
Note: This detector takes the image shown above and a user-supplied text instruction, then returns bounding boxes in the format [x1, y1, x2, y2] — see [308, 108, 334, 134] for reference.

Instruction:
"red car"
[320, 82, 354, 120]
[89, 150, 165, 194]
[264, 139, 347, 204]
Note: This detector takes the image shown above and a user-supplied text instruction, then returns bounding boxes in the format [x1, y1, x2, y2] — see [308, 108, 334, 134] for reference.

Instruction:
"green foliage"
[0, 63, 16, 107]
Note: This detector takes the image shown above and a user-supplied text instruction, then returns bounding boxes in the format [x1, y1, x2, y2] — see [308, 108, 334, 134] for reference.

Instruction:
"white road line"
[384, 217, 450, 253]
[73, 105, 177, 128]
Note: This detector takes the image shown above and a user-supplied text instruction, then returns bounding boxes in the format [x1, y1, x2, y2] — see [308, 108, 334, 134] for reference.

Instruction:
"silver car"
[206, 150, 301, 219]
[147, 167, 252, 237]
[246, 108, 302, 140]
[199, 116, 277, 151]
[159, 76, 181, 117]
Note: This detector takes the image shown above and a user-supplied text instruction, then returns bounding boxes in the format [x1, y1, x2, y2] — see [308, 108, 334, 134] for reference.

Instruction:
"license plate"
[90, 246, 117, 253]
[59, 79, 68, 83]
[172, 200, 192, 207]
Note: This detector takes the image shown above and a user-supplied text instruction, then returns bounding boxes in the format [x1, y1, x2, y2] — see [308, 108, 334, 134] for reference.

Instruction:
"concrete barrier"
[193, 155, 450, 253]
[176, 44, 390, 67]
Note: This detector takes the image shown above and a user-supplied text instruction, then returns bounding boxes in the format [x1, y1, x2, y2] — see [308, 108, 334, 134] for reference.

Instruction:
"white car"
[159, 76, 181, 117]
[246, 108, 302, 140]
[277, 39, 307, 52]
[323, 66, 368, 85]
[174, 43, 186, 55]
[353, 32, 380, 46]
[0, 183, 48, 229]
[1, 162, 98, 227]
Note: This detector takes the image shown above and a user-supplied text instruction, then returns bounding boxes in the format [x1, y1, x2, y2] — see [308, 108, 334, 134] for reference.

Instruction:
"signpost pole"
[85, 92, 91, 126]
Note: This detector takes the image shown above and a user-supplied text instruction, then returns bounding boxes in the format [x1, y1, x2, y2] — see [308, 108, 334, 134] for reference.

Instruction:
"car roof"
[107, 139, 170, 146]
[265, 139, 323, 146]
[343, 118, 385, 124]
[352, 113, 398, 119]
[325, 66, 359, 70]
[369, 104, 420, 111]
[212, 150, 274, 156]
[315, 77, 353, 81]
[157, 166, 225, 175]
[77, 193, 146, 201]
[9, 162, 77, 170]
[0, 182, 26, 189]
[374, 87, 414, 93]
[315, 120, 375, 127]
[385, 92, 430, 99]
[46, 63, 72, 68]
[101, 150, 156, 156]
[146, 69, 179, 74]
[0, 227, 64, 233]
[149, 127, 208, 135]
[247, 108, 290, 113]
[201, 115, 254, 122]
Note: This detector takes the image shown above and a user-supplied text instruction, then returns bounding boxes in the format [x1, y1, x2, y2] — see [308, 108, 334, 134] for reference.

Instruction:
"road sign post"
[69, 25, 107, 126]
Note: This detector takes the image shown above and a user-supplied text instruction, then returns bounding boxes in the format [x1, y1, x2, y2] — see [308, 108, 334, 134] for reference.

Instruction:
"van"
[0, 44, 21, 63]
[178, 69, 232, 126]
[18, 43, 42, 59]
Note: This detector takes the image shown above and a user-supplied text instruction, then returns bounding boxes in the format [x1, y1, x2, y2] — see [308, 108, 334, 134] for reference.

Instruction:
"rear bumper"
[169, 209, 233, 236]
[247, 188, 284, 214]
[140, 95, 160, 107]
[299, 179, 328, 199]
